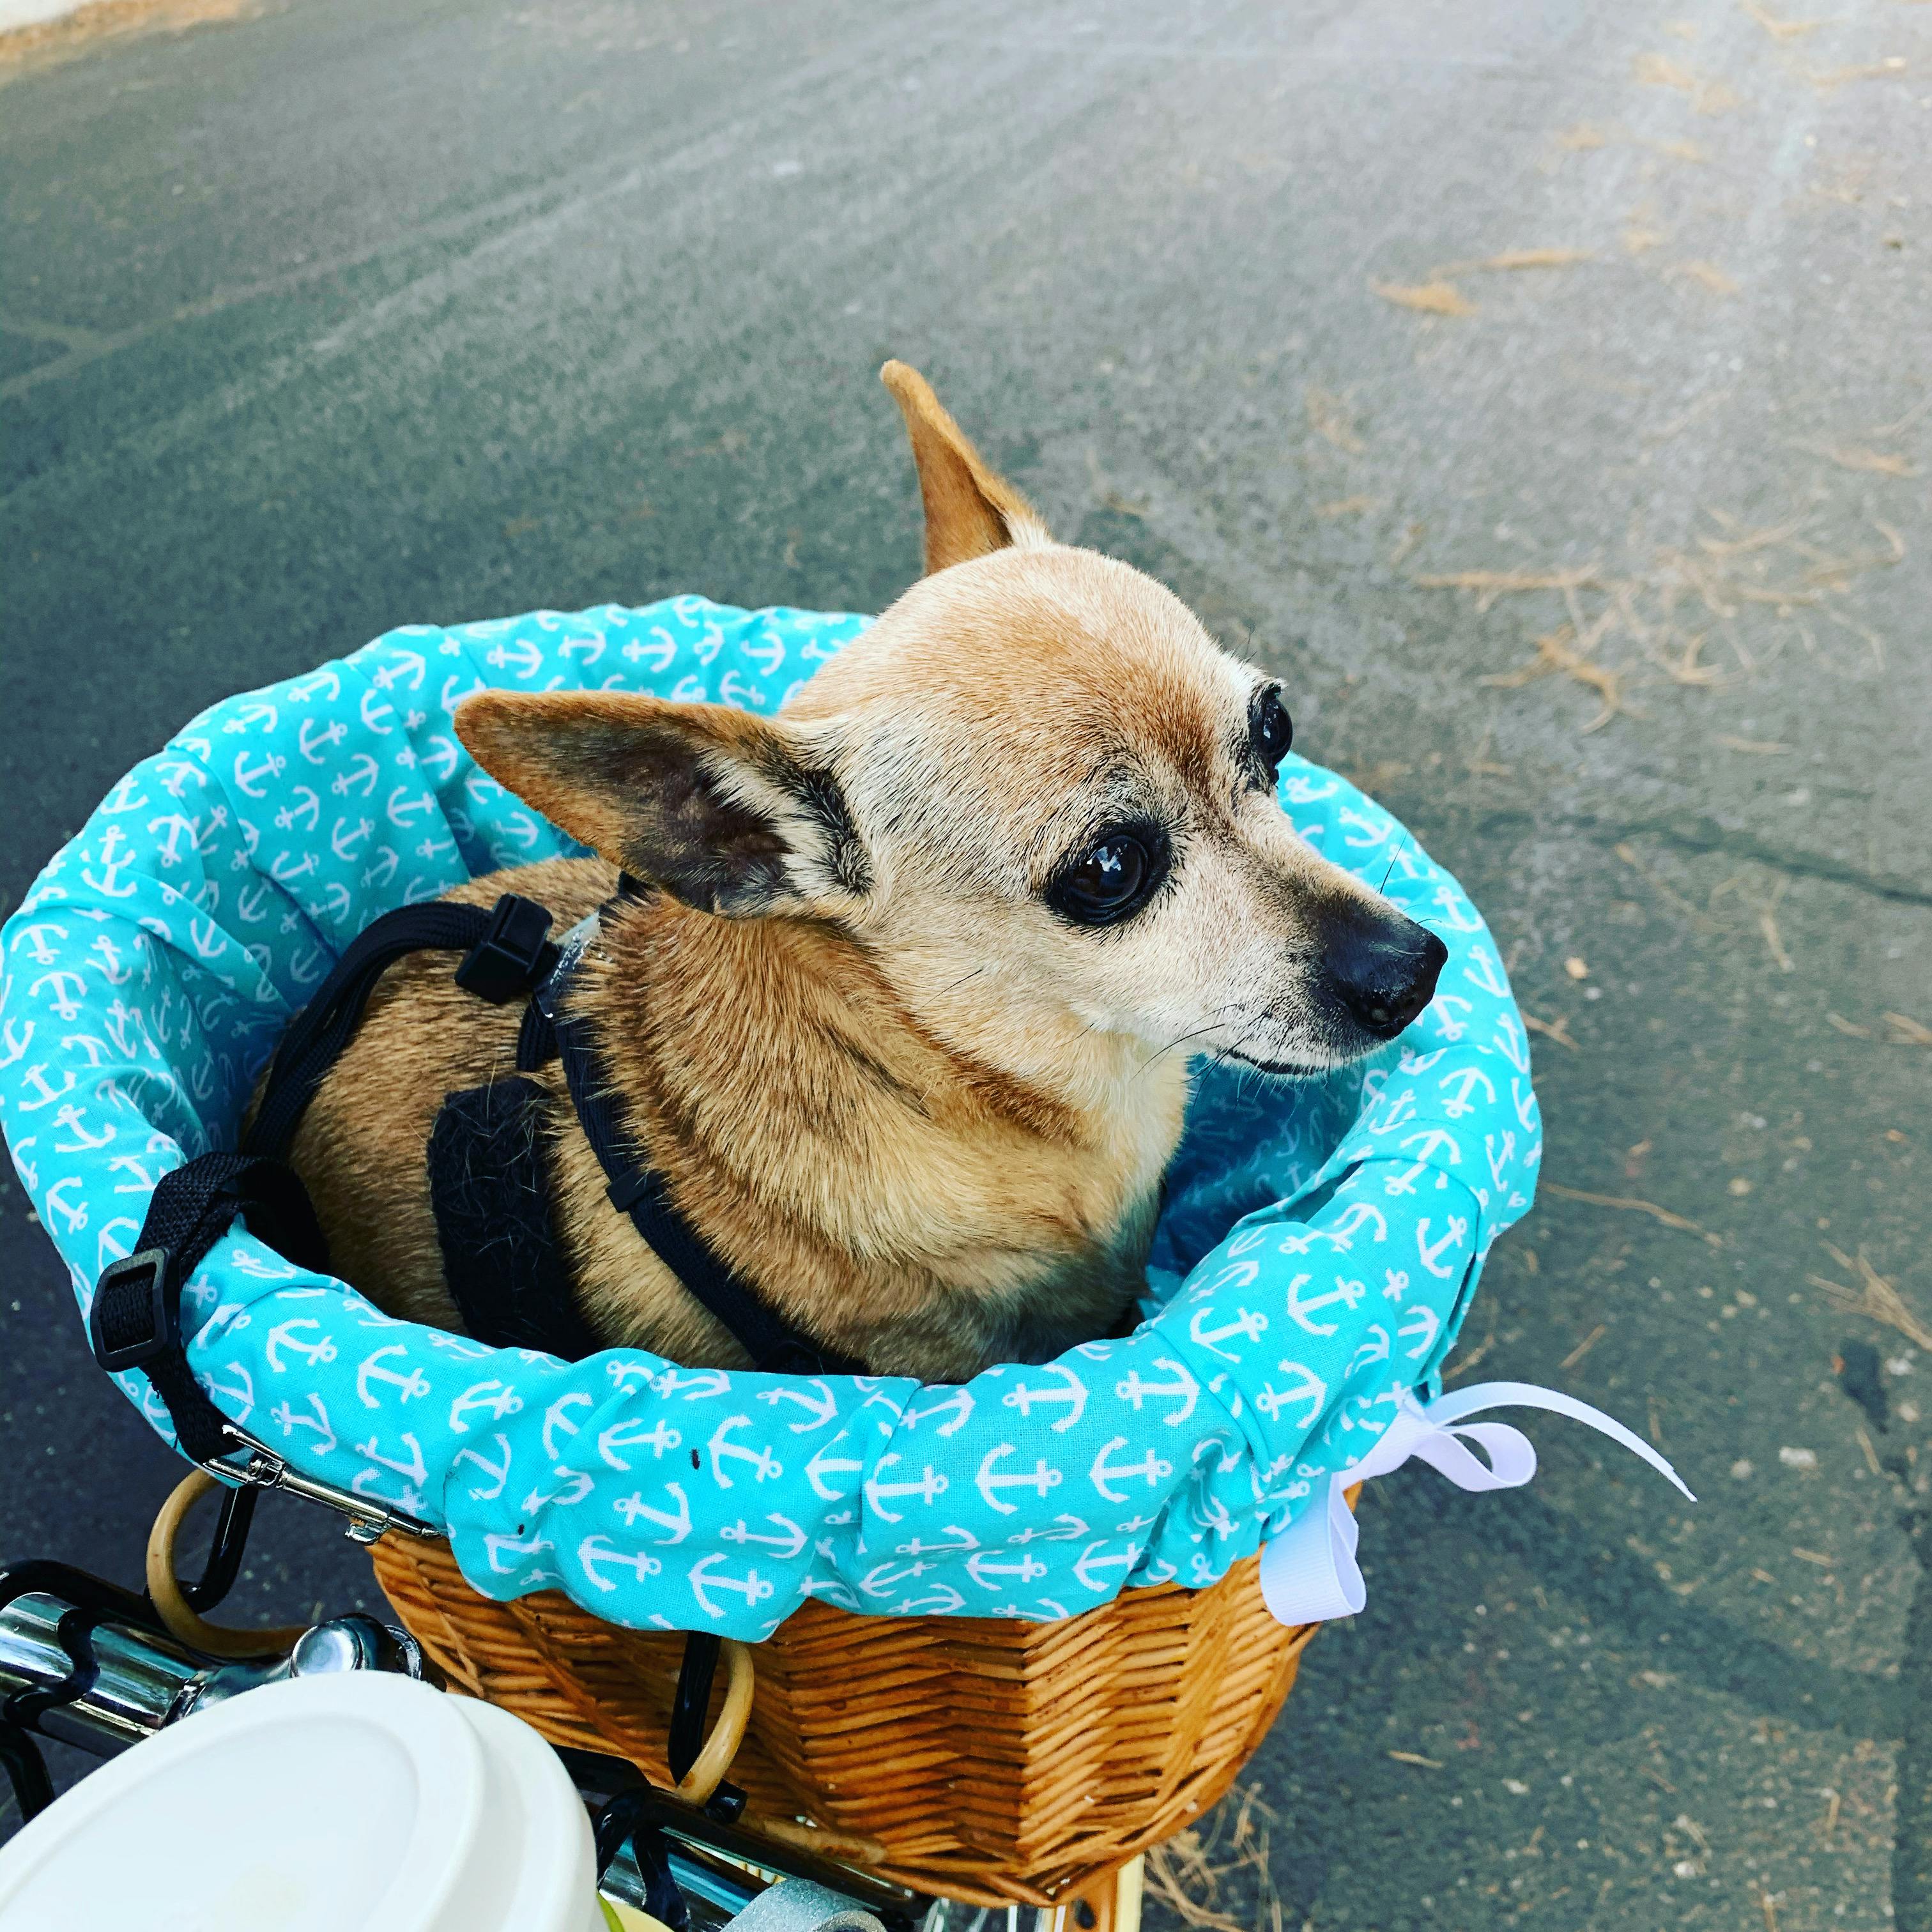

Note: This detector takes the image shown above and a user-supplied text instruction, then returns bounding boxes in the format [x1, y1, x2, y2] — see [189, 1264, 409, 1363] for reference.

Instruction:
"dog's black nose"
[1327, 920, 1448, 1039]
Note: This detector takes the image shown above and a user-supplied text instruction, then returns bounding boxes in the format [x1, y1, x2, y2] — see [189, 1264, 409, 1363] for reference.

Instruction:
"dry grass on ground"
[0, 0, 254, 82]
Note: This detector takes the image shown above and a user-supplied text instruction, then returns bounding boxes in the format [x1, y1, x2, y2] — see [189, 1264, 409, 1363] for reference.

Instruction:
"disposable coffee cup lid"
[0, 1670, 604, 1931]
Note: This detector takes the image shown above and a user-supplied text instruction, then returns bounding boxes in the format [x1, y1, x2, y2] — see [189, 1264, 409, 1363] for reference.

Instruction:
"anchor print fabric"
[0, 598, 1540, 1637]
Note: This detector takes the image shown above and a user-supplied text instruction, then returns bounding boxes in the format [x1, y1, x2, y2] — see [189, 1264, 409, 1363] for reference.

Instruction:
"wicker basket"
[371, 1534, 1325, 1906]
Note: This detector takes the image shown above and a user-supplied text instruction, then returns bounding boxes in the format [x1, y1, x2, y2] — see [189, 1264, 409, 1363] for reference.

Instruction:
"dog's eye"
[1048, 828, 1165, 927]
[1250, 684, 1293, 772]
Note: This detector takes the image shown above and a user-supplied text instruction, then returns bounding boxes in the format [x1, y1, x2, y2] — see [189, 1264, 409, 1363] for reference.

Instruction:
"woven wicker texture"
[372, 1533, 1320, 1905]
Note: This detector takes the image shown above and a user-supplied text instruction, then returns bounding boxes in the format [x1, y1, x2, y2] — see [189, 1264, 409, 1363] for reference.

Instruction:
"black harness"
[91, 882, 858, 1457]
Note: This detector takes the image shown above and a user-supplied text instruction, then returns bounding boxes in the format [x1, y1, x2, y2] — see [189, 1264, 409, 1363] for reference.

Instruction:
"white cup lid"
[0, 1671, 603, 1932]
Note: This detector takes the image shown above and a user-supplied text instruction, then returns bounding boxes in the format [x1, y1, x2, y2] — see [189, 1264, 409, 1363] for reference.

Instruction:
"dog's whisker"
[932, 964, 991, 1001]
[1201, 1041, 1265, 1106]
[1136, 1012, 1243, 1082]
[1377, 829, 1414, 894]
[1133, 1041, 1207, 1085]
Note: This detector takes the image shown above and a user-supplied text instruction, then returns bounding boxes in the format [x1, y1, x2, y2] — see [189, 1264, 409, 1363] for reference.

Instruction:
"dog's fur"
[281, 364, 1443, 1383]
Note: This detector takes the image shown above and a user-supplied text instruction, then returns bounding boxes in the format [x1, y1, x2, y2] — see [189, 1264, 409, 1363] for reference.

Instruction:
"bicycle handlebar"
[0, 1568, 917, 1932]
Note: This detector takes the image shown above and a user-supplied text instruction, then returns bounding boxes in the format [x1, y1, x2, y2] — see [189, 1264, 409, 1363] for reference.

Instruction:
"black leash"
[590, 1790, 694, 1932]
[70, 878, 850, 1856]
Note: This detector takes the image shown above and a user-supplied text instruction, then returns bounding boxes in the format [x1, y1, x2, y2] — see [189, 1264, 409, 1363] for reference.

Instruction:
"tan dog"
[282, 363, 1445, 1383]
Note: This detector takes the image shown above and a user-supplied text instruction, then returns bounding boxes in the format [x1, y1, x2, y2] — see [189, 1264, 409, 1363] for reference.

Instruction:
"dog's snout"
[1326, 917, 1448, 1041]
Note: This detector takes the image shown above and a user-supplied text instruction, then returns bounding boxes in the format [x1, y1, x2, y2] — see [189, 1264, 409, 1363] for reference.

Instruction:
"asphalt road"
[3, 1, 1929, 1924]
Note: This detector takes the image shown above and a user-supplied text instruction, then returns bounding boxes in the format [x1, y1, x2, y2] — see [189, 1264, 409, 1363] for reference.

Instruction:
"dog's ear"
[882, 360, 1052, 574]
[456, 691, 869, 916]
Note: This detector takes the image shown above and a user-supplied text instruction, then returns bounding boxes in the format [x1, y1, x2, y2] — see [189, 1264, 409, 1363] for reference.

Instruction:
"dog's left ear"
[882, 360, 1053, 575]
[456, 691, 868, 916]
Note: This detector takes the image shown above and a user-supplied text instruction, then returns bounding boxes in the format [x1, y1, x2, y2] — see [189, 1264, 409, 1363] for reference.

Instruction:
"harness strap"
[246, 897, 560, 1162]
[515, 995, 559, 1073]
[428, 1077, 600, 1360]
[546, 988, 864, 1377]
[89, 1153, 332, 1462]
[98, 882, 858, 1420]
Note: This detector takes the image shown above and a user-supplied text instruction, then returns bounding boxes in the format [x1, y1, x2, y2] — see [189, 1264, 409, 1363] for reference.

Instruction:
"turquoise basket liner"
[0, 597, 1540, 1637]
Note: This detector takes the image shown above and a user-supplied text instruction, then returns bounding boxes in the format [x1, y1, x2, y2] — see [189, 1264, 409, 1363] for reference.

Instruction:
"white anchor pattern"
[0, 598, 1540, 1637]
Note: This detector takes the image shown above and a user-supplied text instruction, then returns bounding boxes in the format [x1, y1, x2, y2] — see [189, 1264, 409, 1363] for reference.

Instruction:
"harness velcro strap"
[427, 1078, 599, 1359]
[89, 1153, 330, 1464]
[547, 996, 864, 1377]
[246, 896, 556, 1161]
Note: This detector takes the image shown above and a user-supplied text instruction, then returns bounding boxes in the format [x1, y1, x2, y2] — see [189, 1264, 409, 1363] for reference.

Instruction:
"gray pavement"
[3, 1, 1929, 1924]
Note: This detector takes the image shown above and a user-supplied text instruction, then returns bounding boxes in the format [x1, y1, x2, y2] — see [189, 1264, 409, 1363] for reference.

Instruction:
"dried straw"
[1809, 1246, 1932, 1351]
[1672, 260, 1741, 297]
[1634, 51, 1742, 111]
[1370, 279, 1476, 317]
[1798, 57, 1908, 89]
[1427, 248, 1595, 277]
[1741, 1, 1824, 37]
[1807, 445, 1915, 477]
[1305, 387, 1365, 454]
[1414, 564, 1602, 611]
[1542, 1183, 1721, 1245]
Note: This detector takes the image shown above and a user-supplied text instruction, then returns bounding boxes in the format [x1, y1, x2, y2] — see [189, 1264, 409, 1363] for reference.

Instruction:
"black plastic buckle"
[454, 894, 556, 1004]
[89, 1247, 174, 1372]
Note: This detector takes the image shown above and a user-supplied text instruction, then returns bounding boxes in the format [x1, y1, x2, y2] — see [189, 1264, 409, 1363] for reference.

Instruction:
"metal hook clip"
[197, 1423, 440, 1545]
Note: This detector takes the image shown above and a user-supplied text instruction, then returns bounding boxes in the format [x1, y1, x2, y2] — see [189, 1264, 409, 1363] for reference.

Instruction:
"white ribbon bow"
[1259, 1379, 1696, 1626]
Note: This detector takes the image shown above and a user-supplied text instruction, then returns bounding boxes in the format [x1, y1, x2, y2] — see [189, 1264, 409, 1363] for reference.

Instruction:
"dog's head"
[457, 363, 1444, 1085]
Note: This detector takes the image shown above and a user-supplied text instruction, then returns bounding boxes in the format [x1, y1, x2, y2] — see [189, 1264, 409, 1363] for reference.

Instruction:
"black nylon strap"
[90, 1152, 330, 1462]
[546, 984, 864, 1377]
[116, 874, 855, 1429]
[592, 1792, 691, 1932]
[180, 1482, 259, 1613]
[667, 1632, 721, 1784]
[427, 1078, 598, 1360]
[0, 1557, 167, 1816]
[0, 1721, 54, 1824]
[516, 997, 558, 1071]
[245, 896, 557, 1162]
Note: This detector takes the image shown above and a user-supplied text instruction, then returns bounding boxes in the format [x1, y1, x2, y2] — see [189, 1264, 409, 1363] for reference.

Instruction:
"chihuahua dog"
[281, 363, 1445, 1383]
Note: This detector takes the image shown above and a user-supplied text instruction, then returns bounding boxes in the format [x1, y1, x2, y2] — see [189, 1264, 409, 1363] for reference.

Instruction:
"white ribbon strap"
[1258, 1379, 1696, 1626]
